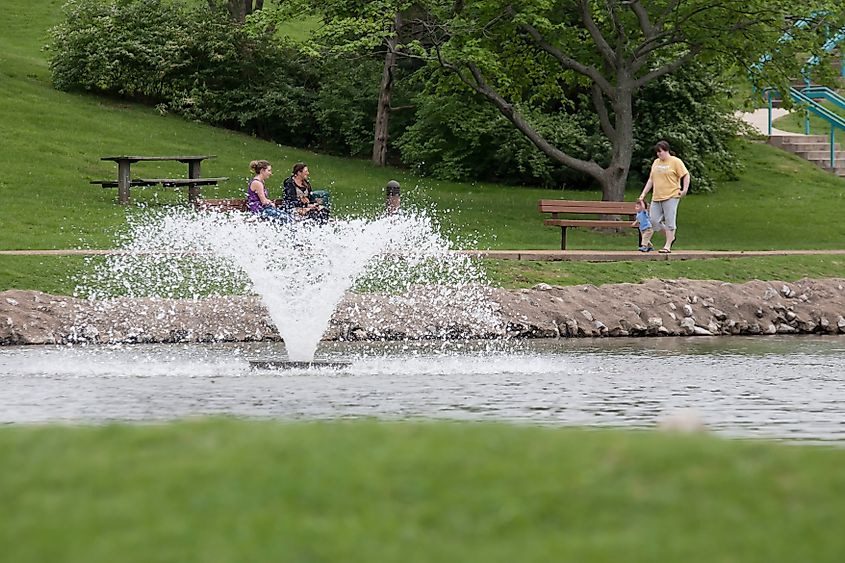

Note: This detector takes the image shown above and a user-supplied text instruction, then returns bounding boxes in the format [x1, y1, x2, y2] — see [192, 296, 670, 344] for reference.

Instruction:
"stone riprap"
[2, 278, 845, 345]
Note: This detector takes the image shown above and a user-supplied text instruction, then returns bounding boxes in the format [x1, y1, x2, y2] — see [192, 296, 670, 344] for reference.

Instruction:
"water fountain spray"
[75, 201, 501, 366]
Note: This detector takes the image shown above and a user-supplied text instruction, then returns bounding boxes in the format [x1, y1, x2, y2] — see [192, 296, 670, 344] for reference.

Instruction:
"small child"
[632, 199, 654, 252]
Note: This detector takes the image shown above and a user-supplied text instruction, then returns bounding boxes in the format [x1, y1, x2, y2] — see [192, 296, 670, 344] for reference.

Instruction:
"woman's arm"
[680, 173, 691, 196]
[251, 180, 274, 206]
[639, 176, 653, 201]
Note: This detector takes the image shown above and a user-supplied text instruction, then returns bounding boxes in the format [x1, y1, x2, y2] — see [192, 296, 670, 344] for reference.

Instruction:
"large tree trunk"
[599, 88, 634, 202]
[372, 12, 402, 166]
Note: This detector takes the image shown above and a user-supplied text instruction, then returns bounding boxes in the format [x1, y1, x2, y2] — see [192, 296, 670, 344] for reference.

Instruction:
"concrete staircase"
[767, 134, 845, 177]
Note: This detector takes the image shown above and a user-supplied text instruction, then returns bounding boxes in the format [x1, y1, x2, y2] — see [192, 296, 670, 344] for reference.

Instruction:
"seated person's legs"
[260, 206, 292, 223]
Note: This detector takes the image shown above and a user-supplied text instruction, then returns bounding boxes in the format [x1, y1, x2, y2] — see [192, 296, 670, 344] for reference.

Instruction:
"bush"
[49, 0, 319, 144]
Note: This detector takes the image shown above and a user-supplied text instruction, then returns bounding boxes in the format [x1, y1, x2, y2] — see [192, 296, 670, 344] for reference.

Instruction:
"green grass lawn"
[2, 419, 845, 563]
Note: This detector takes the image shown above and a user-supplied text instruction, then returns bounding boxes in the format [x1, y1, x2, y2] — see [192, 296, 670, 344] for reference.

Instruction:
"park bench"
[538, 199, 641, 250]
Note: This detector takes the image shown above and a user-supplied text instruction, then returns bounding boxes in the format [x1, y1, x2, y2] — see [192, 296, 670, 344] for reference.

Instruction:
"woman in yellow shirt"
[638, 140, 691, 253]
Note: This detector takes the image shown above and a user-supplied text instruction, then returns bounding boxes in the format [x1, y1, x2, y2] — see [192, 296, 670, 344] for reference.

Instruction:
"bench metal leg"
[117, 160, 131, 205]
[560, 227, 567, 250]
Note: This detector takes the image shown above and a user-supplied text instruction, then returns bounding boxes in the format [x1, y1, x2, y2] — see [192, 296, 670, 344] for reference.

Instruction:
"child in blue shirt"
[632, 199, 654, 252]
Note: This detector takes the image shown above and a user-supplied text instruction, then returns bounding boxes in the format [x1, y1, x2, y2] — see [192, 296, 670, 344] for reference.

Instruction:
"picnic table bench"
[92, 155, 228, 204]
[539, 199, 641, 250]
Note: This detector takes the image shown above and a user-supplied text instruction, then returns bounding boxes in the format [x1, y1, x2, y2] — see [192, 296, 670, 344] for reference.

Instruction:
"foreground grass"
[2, 254, 843, 295]
[1, 419, 844, 563]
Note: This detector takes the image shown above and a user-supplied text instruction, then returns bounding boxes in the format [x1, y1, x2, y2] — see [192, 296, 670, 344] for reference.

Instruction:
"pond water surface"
[2, 336, 844, 444]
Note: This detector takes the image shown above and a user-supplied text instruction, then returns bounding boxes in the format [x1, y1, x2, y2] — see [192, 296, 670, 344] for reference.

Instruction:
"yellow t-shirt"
[650, 155, 689, 201]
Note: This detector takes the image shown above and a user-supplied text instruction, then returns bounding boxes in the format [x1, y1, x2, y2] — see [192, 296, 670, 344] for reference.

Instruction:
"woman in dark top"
[283, 162, 328, 223]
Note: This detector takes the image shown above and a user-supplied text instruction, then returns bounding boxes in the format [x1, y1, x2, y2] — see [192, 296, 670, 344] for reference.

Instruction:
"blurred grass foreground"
[2, 419, 845, 562]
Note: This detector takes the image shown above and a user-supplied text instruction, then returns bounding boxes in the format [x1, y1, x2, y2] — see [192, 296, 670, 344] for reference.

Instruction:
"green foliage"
[49, 0, 320, 143]
[394, 62, 743, 191]
[395, 72, 597, 187]
[313, 0, 841, 199]
[48, 0, 190, 98]
[310, 57, 382, 157]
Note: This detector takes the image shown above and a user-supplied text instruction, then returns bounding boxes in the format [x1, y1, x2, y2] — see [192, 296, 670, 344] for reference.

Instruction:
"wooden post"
[188, 160, 202, 204]
[117, 159, 131, 205]
[386, 180, 400, 214]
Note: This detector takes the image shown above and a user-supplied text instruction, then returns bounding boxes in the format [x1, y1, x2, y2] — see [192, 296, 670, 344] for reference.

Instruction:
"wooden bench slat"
[90, 179, 159, 188]
[91, 178, 228, 189]
[538, 199, 636, 207]
[538, 201, 636, 214]
[544, 219, 636, 228]
[139, 177, 228, 185]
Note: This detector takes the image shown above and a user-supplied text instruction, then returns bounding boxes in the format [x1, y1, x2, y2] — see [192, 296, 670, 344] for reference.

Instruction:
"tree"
[318, 0, 841, 200]
[373, 12, 403, 165]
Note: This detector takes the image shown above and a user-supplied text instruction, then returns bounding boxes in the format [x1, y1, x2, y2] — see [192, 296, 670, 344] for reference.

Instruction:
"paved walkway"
[3, 248, 845, 262]
[736, 107, 795, 136]
[460, 249, 845, 261]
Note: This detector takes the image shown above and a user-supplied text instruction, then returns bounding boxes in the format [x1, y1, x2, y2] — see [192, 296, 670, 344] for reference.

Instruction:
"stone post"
[385, 180, 400, 214]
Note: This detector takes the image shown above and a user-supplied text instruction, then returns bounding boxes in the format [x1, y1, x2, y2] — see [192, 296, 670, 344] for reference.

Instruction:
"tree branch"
[591, 84, 616, 139]
[580, 0, 617, 66]
[633, 45, 704, 88]
[628, 0, 656, 38]
[606, 0, 628, 55]
[455, 61, 605, 178]
[518, 22, 615, 97]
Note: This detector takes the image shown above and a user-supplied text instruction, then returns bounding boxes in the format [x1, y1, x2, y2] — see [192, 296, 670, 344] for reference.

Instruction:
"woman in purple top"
[246, 160, 291, 222]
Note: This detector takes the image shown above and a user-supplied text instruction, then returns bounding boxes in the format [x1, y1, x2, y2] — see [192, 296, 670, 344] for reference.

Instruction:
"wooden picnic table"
[94, 155, 227, 204]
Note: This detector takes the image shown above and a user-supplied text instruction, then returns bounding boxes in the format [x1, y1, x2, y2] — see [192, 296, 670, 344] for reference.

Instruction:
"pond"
[2, 335, 844, 444]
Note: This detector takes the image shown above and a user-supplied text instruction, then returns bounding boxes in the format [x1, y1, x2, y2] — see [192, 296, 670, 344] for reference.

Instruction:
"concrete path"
[460, 249, 845, 261]
[736, 107, 794, 136]
[3, 248, 845, 262]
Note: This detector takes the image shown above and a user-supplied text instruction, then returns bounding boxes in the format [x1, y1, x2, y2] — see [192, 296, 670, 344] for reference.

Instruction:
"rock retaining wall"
[2, 278, 845, 345]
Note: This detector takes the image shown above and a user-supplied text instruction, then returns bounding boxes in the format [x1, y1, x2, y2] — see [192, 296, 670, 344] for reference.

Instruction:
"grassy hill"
[1, 0, 845, 293]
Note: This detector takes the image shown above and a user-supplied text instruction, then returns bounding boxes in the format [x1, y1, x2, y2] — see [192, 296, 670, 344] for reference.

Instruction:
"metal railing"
[765, 87, 845, 168]
[796, 85, 845, 134]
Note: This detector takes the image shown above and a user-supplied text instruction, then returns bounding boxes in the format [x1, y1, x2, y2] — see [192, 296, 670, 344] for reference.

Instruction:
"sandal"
[658, 247, 671, 254]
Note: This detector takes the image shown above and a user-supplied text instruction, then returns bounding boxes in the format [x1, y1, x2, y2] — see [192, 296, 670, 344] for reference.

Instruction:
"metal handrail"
[764, 87, 845, 168]
[797, 85, 845, 134]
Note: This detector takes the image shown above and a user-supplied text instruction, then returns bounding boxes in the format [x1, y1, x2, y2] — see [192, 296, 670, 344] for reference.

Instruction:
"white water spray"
[77, 209, 500, 361]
